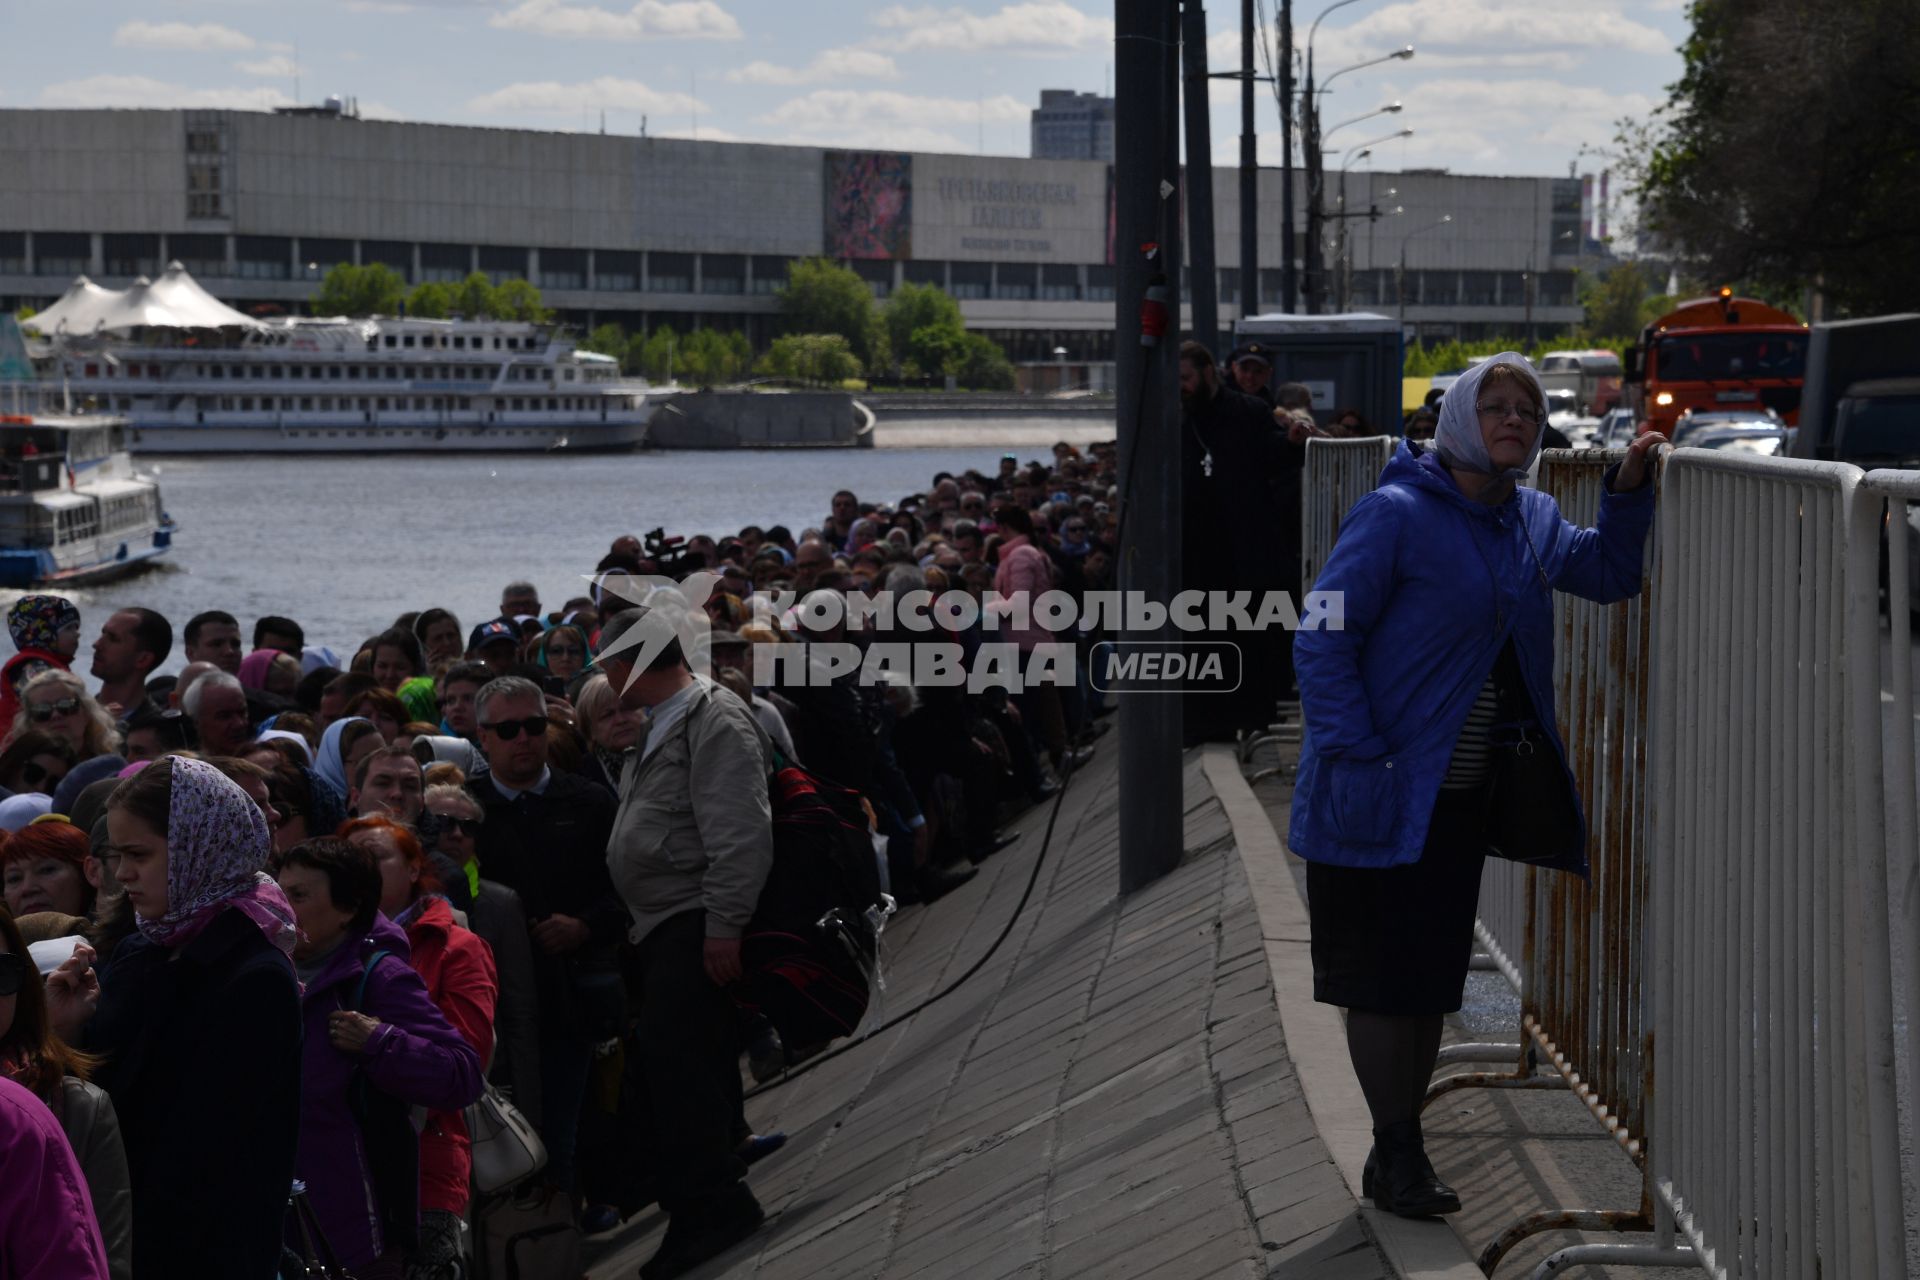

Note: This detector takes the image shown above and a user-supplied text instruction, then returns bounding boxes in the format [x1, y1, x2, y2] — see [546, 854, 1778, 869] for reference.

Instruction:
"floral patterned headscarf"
[7, 595, 79, 653]
[136, 756, 300, 958]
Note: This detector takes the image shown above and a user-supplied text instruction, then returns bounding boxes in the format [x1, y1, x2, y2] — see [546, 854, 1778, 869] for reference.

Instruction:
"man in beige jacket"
[599, 605, 773, 1280]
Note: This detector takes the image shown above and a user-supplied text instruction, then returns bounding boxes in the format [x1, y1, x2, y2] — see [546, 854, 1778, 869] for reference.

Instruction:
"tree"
[453, 273, 496, 322]
[955, 332, 1015, 391]
[1579, 263, 1656, 338]
[1635, 0, 1920, 316]
[636, 325, 678, 383]
[406, 281, 454, 319]
[760, 333, 862, 386]
[779, 258, 882, 368]
[581, 322, 628, 362]
[490, 279, 550, 323]
[311, 263, 406, 317]
[882, 282, 966, 376]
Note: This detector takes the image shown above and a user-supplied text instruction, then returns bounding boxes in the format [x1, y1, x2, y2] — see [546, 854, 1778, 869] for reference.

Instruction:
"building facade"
[1030, 90, 1115, 163]
[0, 108, 1587, 364]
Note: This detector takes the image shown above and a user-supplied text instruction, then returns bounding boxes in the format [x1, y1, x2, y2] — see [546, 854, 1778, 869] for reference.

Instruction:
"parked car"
[1595, 407, 1640, 449]
[1680, 424, 1792, 456]
[1671, 408, 1786, 445]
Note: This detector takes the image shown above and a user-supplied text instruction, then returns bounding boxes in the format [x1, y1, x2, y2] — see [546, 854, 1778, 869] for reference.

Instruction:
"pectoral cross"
[1202, 450, 1214, 477]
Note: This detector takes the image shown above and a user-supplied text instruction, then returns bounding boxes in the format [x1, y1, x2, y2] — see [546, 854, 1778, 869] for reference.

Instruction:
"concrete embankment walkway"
[584, 744, 1431, 1279]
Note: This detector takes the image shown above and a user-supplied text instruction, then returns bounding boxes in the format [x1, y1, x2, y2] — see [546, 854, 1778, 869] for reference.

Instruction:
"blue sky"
[3, 0, 1691, 183]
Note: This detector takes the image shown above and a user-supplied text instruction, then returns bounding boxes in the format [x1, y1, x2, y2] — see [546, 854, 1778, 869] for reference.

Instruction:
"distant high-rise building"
[1030, 90, 1114, 162]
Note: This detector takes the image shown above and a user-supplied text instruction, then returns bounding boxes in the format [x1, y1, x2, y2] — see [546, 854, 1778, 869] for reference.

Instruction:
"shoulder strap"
[353, 949, 393, 1012]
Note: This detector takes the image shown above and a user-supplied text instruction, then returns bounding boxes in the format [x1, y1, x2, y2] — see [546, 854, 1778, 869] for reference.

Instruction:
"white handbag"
[465, 1083, 548, 1198]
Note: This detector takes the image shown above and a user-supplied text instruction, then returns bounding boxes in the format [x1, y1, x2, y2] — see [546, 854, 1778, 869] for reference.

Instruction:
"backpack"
[736, 762, 891, 1057]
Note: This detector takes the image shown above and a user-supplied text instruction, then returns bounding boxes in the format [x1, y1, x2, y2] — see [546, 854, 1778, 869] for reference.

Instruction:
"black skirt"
[1306, 786, 1491, 1016]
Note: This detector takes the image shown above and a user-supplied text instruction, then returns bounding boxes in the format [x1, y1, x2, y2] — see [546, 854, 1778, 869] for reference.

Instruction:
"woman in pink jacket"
[991, 504, 1072, 773]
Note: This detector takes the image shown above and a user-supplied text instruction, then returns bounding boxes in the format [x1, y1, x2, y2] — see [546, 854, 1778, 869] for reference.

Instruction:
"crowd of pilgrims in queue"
[0, 442, 1128, 1280]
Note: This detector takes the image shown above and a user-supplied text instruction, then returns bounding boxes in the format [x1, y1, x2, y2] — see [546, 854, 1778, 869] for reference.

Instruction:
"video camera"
[643, 526, 698, 580]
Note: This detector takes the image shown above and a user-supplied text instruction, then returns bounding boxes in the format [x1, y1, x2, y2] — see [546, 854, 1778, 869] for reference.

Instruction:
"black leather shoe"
[969, 832, 1019, 863]
[639, 1184, 765, 1280]
[1367, 1120, 1460, 1218]
[915, 862, 977, 903]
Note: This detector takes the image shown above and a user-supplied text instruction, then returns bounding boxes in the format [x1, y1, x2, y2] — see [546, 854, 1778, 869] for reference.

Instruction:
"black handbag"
[1483, 644, 1584, 866]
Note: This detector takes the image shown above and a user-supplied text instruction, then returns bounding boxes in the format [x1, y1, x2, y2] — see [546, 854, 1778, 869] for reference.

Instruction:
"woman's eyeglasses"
[28, 698, 80, 722]
[546, 646, 584, 659]
[437, 815, 482, 836]
[481, 716, 549, 741]
[1476, 401, 1542, 427]
[0, 952, 28, 998]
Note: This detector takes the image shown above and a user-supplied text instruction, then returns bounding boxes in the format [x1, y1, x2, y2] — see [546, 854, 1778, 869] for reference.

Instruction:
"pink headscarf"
[135, 756, 300, 958]
[238, 648, 283, 692]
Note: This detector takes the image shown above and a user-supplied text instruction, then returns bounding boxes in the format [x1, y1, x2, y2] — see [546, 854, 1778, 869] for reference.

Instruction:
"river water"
[6, 419, 1115, 676]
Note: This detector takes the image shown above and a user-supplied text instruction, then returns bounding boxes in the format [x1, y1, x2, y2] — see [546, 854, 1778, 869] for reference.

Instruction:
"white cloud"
[467, 75, 705, 116]
[40, 74, 293, 111]
[757, 88, 1029, 152]
[726, 49, 901, 86]
[1309, 0, 1671, 68]
[870, 2, 1108, 54]
[344, 0, 417, 11]
[237, 55, 299, 79]
[112, 21, 257, 53]
[488, 0, 741, 41]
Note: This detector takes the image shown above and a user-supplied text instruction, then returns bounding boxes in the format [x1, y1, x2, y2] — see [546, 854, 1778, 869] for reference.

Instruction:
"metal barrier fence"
[1647, 451, 1906, 1278]
[1298, 434, 1395, 597]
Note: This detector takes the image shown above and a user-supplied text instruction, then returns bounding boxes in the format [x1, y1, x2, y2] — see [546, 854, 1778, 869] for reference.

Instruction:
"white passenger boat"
[0, 319, 175, 585]
[26, 263, 654, 454]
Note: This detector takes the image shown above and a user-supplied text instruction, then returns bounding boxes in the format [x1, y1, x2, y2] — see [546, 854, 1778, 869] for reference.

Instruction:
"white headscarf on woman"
[1432, 353, 1548, 492]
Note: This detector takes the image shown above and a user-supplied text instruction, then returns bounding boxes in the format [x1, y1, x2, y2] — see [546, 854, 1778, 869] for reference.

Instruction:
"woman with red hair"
[2, 817, 94, 921]
[339, 816, 497, 1280]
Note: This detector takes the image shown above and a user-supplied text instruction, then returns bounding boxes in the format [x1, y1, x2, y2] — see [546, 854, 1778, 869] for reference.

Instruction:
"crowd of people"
[0, 441, 1154, 1280]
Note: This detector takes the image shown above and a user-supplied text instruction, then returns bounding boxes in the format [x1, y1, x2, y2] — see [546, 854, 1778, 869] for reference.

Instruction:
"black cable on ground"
[747, 313, 1158, 1099]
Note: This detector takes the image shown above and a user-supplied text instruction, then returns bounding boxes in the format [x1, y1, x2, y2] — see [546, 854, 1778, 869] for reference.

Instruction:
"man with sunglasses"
[464, 675, 619, 1205]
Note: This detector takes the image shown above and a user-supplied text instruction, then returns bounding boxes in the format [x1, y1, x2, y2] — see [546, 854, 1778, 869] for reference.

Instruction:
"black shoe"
[1366, 1120, 1460, 1218]
[639, 1184, 765, 1280]
[1028, 779, 1061, 803]
[915, 862, 977, 903]
[969, 831, 1019, 863]
[1061, 746, 1096, 772]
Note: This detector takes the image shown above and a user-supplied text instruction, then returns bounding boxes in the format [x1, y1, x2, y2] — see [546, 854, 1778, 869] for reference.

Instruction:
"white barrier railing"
[1299, 434, 1394, 597]
[1649, 451, 1906, 1278]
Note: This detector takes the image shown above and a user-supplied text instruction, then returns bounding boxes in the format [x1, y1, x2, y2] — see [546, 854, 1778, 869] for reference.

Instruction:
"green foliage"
[674, 328, 753, 386]
[406, 281, 454, 320]
[580, 322, 628, 360]
[1579, 263, 1659, 338]
[955, 332, 1015, 391]
[634, 325, 678, 382]
[1635, 0, 1920, 316]
[490, 279, 550, 323]
[881, 282, 966, 376]
[759, 333, 863, 386]
[778, 259, 882, 367]
[13, 306, 35, 322]
[453, 273, 496, 322]
[312, 263, 407, 317]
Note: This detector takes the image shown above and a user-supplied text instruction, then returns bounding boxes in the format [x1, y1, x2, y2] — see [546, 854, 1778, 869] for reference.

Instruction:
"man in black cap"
[1226, 341, 1277, 407]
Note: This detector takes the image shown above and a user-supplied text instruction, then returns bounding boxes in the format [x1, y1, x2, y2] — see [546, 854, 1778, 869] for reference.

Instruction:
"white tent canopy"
[26, 261, 262, 335]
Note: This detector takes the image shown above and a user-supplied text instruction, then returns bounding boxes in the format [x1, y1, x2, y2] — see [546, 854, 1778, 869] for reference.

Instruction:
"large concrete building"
[1030, 90, 1115, 163]
[0, 107, 1588, 365]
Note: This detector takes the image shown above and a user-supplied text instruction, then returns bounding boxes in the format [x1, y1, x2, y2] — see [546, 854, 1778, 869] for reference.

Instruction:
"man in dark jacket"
[1179, 341, 1306, 744]
[466, 675, 619, 1198]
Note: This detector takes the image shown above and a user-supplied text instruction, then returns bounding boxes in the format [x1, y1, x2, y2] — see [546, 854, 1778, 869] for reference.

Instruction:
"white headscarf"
[1433, 353, 1547, 489]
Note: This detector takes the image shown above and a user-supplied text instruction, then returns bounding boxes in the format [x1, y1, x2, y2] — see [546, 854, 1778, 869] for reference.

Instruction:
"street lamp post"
[1398, 213, 1452, 337]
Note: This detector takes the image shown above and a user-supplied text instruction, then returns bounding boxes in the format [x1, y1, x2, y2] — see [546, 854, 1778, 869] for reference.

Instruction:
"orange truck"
[1623, 289, 1809, 436]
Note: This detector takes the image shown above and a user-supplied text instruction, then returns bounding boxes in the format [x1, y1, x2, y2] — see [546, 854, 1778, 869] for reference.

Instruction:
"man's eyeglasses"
[1476, 401, 1542, 427]
[481, 716, 549, 741]
[0, 952, 27, 998]
[28, 699, 80, 722]
[21, 761, 66, 787]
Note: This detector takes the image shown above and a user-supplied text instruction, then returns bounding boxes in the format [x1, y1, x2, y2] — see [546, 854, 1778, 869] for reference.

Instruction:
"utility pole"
[1114, 0, 1183, 895]
[1182, 0, 1219, 355]
[1278, 0, 1297, 313]
[1302, 51, 1323, 314]
[1240, 0, 1258, 317]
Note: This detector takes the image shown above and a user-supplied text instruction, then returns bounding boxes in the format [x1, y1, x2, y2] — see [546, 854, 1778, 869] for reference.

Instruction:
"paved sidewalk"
[585, 747, 1392, 1280]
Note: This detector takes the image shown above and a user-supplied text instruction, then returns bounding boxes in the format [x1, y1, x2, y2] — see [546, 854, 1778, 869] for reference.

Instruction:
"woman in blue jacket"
[1291, 354, 1659, 1218]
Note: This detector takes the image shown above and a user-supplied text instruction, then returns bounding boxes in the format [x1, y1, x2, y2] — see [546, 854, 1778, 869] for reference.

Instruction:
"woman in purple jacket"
[272, 836, 484, 1277]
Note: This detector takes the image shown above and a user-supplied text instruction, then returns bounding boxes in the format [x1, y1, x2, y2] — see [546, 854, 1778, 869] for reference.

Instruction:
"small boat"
[0, 319, 175, 586]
